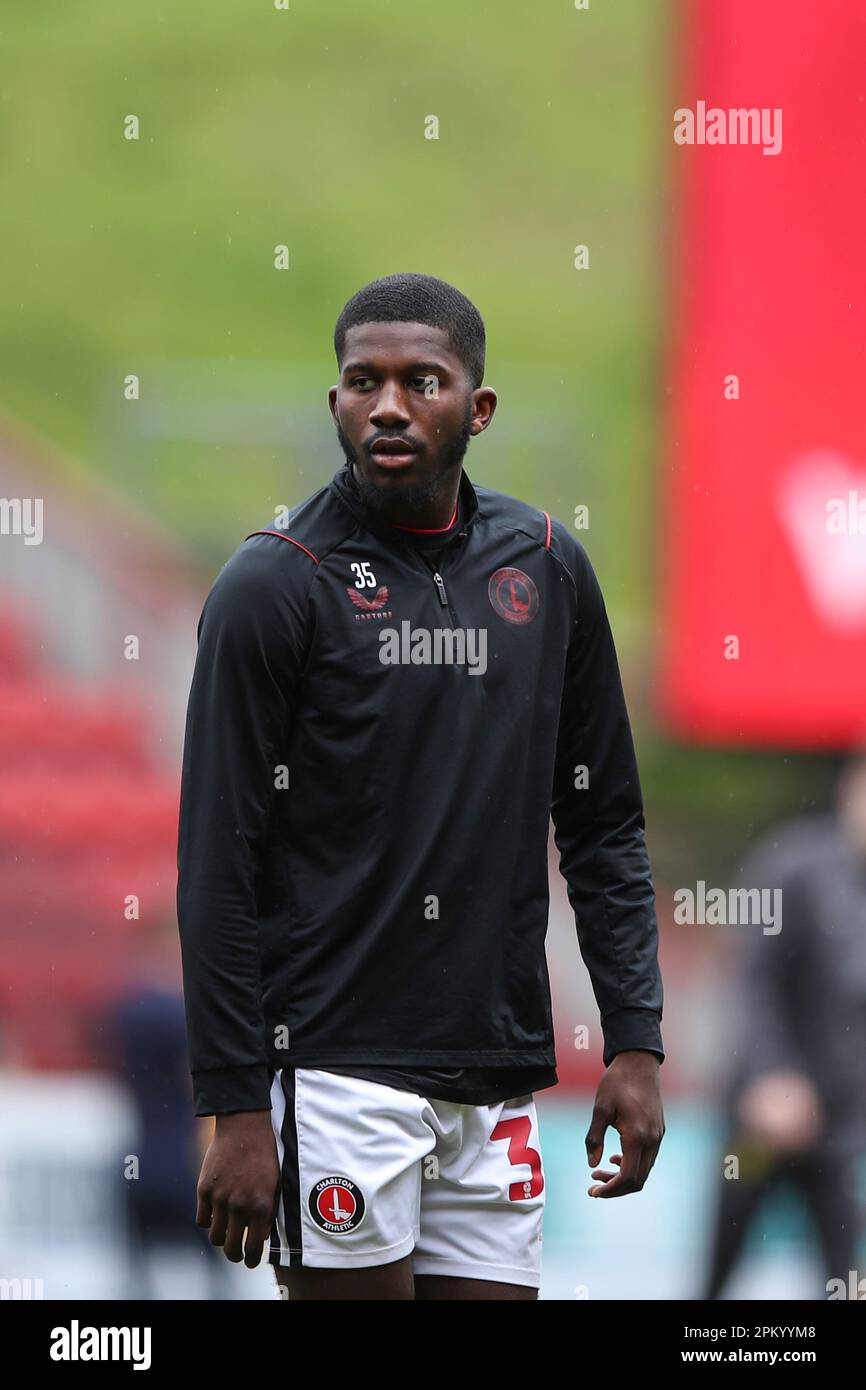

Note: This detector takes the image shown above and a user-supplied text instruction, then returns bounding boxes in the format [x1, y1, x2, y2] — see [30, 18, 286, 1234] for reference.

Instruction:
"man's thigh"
[413, 1271, 538, 1300]
[273, 1254, 415, 1300]
[272, 1259, 536, 1300]
[268, 1067, 432, 1277]
[412, 1091, 545, 1294]
[268, 1071, 544, 1300]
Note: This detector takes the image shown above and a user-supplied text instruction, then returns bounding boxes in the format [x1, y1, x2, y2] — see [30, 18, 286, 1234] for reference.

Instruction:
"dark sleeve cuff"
[192, 1064, 273, 1116]
[602, 1008, 664, 1068]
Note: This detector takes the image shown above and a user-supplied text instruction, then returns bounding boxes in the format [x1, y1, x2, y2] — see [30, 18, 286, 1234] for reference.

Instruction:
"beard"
[335, 402, 474, 517]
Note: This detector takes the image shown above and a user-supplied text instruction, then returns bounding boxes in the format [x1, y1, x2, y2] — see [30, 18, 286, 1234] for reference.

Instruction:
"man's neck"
[391, 497, 460, 534]
[348, 460, 462, 530]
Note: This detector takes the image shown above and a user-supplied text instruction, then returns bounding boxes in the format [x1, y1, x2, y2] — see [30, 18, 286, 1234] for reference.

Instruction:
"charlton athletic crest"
[309, 1175, 366, 1234]
[488, 567, 540, 625]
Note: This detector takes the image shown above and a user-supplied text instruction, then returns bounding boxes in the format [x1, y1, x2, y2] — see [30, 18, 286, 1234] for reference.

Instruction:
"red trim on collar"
[391, 501, 459, 534]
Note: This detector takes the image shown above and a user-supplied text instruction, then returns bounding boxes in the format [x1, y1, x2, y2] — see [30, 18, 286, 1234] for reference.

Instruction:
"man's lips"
[367, 439, 418, 467]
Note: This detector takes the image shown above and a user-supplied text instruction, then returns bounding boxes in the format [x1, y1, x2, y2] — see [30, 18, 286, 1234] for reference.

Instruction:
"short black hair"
[334, 272, 486, 390]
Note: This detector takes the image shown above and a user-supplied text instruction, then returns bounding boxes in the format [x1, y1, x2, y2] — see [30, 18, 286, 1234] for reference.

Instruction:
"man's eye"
[412, 376, 434, 390]
[351, 377, 374, 389]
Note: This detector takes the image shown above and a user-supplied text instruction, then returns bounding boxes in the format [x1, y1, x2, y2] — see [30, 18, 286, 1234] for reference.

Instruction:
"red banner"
[658, 0, 866, 748]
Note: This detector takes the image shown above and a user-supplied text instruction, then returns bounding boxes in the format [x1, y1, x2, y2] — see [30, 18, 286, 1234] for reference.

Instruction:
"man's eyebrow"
[341, 359, 451, 376]
[410, 361, 450, 375]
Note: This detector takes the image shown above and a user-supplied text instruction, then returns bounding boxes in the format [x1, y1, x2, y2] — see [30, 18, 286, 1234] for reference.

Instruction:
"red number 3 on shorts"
[490, 1115, 544, 1200]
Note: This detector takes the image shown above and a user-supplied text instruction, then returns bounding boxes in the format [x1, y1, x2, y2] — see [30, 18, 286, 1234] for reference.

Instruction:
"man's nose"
[370, 382, 411, 425]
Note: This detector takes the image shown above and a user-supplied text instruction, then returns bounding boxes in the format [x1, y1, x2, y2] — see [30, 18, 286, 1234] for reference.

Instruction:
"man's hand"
[196, 1110, 281, 1267]
[585, 1049, 664, 1198]
[736, 1069, 824, 1152]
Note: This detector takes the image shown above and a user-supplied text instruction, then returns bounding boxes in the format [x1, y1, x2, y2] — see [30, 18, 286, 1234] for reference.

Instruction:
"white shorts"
[267, 1067, 546, 1288]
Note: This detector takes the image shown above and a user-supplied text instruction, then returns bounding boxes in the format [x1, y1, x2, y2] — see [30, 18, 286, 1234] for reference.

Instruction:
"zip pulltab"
[432, 571, 448, 606]
[405, 543, 458, 625]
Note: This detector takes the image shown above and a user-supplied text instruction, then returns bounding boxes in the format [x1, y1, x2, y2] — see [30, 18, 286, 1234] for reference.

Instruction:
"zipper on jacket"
[432, 571, 448, 606]
[409, 547, 458, 628]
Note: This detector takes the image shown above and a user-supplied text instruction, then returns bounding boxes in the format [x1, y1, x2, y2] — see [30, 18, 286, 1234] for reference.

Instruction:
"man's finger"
[636, 1136, 661, 1188]
[208, 1200, 228, 1247]
[588, 1136, 642, 1197]
[585, 1104, 612, 1165]
[223, 1207, 248, 1263]
[244, 1209, 274, 1269]
[195, 1190, 213, 1229]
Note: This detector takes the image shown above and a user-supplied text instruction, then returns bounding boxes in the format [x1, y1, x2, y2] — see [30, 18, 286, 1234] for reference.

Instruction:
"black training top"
[176, 462, 664, 1115]
[286, 492, 559, 1107]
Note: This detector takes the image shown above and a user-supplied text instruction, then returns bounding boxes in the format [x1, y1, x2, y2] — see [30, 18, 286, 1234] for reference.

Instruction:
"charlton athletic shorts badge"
[488, 567, 540, 625]
[309, 1176, 366, 1234]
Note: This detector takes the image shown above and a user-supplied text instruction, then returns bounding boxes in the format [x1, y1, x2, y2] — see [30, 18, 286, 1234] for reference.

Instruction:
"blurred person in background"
[96, 915, 231, 1299]
[702, 752, 866, 1299]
